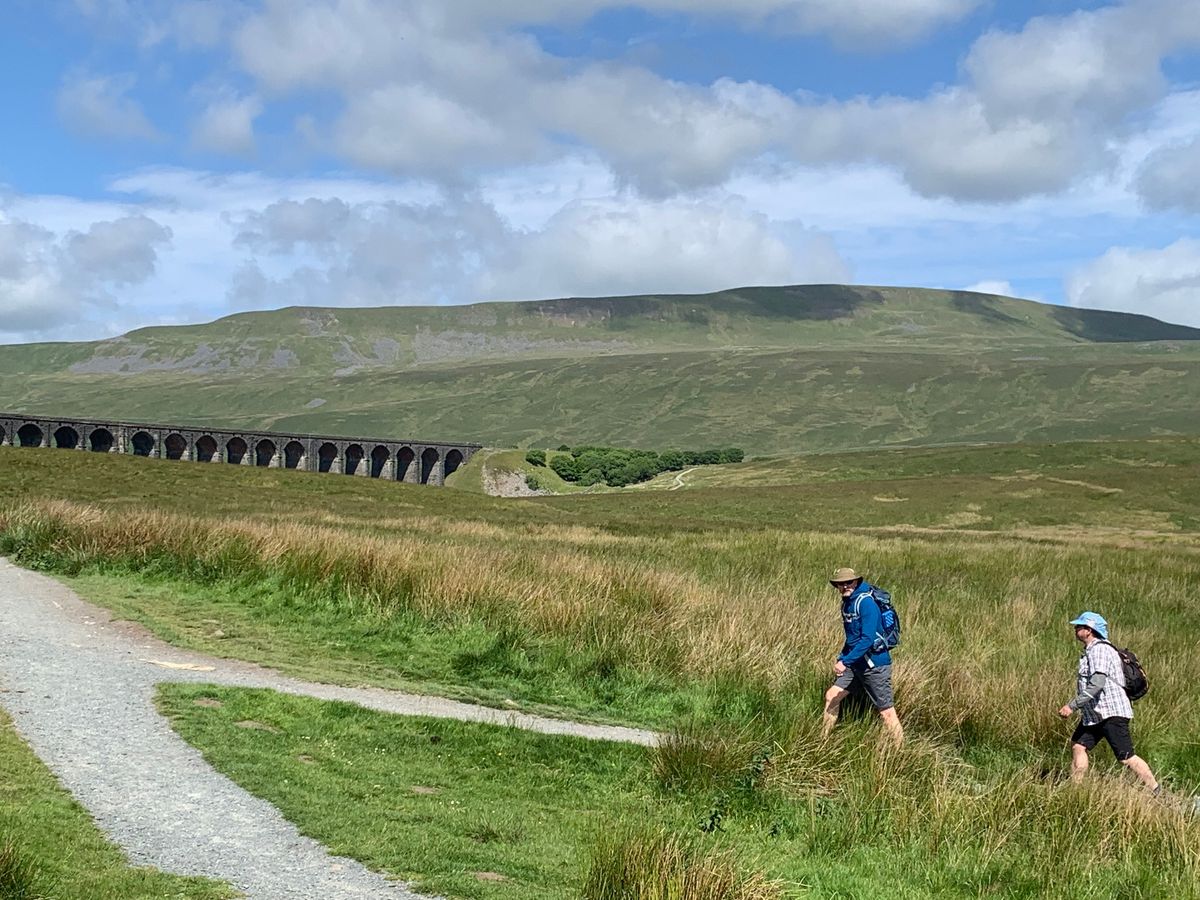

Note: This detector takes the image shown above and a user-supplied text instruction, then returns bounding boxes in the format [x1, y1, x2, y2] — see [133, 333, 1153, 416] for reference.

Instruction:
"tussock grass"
[4, 497, 1200, 770]
[0, 836, 44, 900]
[581, 826, 784, 900]
[649, 718, 1200, 896]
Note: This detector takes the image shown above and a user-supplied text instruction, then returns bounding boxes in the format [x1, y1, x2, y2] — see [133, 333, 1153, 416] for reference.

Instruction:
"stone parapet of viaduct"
[0, 413, 480, 487]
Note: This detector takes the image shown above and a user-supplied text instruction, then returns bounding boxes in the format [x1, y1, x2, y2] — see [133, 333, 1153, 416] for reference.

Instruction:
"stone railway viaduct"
[0, 414, 480, 487]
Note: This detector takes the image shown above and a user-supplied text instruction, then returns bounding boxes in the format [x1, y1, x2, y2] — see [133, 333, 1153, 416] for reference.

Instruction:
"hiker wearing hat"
[822, 567, 903, 745]
[1058, 611, 1159, 791]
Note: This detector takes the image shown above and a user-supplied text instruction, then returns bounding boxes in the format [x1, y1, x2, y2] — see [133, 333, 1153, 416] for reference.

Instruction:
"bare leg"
[1071, 743, 1090, 783]
[822, 686, 849, 738]
[1121, 755, 1159, 791]
[879, 707, 904, 747]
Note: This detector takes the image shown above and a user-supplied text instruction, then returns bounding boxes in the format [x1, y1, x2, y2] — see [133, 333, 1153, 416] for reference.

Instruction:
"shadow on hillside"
[526, 286, 887, 328]
[1051, 306, 1200, 343]
[949, 291, 1024, 326]
[728, 285, 887, 321]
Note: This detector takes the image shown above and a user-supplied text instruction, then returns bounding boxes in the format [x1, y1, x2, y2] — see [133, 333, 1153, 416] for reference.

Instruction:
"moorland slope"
[2, 285, 1199, 453]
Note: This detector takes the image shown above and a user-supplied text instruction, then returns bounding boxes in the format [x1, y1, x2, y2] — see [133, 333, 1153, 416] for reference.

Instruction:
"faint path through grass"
[669, 467, 698, 490]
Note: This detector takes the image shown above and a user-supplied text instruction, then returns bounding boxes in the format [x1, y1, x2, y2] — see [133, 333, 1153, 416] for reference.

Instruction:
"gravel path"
[0, 559, 657, 899]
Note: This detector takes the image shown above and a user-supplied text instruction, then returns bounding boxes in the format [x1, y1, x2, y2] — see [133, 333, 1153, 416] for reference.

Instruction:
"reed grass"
[3, 498, 1198, 774]
[581, 826, 785, 900]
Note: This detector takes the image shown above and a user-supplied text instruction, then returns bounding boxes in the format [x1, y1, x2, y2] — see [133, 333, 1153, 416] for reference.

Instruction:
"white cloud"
[230, 195, 512, 309]
[58, 0, 1199, 204]
[1067, 238, 1200, 327]
[0, 213, 173, 336]
[964, 7, 1167, 128]
[74, 0, 240, 50]
[1135, 137, 1200, 212]
[334, 84, 529, 178]
[228, 0, 1200, 202]
[228, 188, 844, 310]
[56, 71, 160, 141]
[824, 91, 1093, 202]
[546, 74, 795, 196]
[440, 0, 981, 44]
[192, 90, 263, 156]
[484, 198, 840, 300]
[963, 280, 1015, 297]
[67, 215, 173, 284]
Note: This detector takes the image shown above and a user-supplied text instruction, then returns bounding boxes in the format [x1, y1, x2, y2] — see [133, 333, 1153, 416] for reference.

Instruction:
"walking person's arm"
[1058, 672, 1107, 717]
[839, 596, 881, 667]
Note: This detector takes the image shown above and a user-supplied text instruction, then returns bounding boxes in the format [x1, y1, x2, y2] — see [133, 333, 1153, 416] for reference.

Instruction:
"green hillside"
[2, 285, 1199, 453]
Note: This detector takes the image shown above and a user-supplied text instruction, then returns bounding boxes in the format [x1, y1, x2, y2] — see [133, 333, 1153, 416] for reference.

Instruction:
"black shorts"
[1071, 717, 1135, 761]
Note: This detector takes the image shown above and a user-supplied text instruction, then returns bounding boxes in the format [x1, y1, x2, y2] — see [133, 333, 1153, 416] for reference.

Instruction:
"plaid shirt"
[1077, 640, 1133, 725]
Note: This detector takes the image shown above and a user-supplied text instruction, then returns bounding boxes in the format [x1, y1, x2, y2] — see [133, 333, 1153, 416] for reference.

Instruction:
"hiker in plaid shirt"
[1057, 611, 1159, 792]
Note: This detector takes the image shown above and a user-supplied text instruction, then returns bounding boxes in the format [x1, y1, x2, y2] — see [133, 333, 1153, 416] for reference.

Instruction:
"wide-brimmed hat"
[829, 567, 862, 586]
[1069, 611, 1109, 640]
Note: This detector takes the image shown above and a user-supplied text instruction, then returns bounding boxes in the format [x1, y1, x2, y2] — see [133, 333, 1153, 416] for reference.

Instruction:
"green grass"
[4, 443, 1200, 898]
[3, 286, 1199, 454]
[60, 572, 703, 729]
[0, 708, 234, 900]
[3, 444, 1199, 761]
[156, 684, 656, 900]
[463, 449, 613, 495]
[156, 684, 1200, 899]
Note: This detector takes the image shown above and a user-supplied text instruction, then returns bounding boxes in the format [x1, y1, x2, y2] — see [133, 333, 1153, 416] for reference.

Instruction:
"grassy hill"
[2, 285, 1199, 453]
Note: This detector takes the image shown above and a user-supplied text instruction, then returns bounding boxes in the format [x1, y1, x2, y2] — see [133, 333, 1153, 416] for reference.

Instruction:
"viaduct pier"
[0, 413, 480, 486]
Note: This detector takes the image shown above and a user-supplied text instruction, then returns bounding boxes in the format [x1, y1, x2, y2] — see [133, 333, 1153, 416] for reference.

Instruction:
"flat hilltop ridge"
[3, 285, 1199, 378]
[1, 285, 1198, 454]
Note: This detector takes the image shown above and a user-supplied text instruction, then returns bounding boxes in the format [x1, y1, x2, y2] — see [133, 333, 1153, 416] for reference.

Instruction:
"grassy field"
[2, 442, 1199, 897]
[3, 287, 1200, 454]
[156, 683, 1198, 900]
[0, 707, 234, 900]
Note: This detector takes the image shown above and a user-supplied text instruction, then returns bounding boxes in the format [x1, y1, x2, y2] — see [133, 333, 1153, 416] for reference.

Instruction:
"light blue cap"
[1069, 611, 1108, 640]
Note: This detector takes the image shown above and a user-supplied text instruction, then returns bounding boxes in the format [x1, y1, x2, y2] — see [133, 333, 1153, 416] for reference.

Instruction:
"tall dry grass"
[581, 826, 785, 900]
[650, 717, 1200, 895]
[3, 498, 1199, 763]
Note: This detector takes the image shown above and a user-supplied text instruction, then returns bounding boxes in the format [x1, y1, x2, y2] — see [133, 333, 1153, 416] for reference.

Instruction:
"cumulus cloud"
[1135, 137, 1200, 212]
[229, 190, 843, 309]
[192, 90, 263, 155]
[0, 213, 173, 336]
[230, 196, 511, 309]
[964, 6, 1167, 128]
[56, 0, 1198, 205]
[1067, 239, 1200, 327]
[810, 91, 1094, 202]
[485, 198, 834, 299]
[227, 0, 1200, 201]
[234, 198, 354, 254]
[74, 0, 240, 49]
[67, 215, 173, 284]
[334, 84, 530, 178]
[444, 0, 980, 45]
[56, 71, 160, 141]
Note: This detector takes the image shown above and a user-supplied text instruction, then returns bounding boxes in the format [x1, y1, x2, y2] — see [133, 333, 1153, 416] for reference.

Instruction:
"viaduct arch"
[0, 413, 480, 487]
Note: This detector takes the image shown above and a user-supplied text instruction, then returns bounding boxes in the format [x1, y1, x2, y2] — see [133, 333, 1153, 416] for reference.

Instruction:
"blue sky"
[2, 0, 1200, 342]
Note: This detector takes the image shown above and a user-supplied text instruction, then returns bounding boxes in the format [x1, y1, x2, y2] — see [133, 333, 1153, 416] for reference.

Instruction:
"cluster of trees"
[526, 445, 744, 488]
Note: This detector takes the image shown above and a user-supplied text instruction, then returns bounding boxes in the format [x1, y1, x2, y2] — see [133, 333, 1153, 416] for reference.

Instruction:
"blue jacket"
[839, 582, 892, 670]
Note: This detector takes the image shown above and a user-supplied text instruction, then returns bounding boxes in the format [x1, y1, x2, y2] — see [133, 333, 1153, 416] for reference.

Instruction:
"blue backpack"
[858, 587, 901, 652]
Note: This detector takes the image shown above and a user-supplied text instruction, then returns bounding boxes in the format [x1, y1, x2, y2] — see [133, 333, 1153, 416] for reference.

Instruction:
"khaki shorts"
[833, 664, 894, 711]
